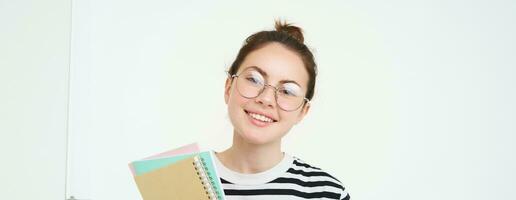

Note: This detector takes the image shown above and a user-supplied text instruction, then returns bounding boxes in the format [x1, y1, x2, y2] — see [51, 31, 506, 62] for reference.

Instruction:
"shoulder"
[287, 156, 351, 200]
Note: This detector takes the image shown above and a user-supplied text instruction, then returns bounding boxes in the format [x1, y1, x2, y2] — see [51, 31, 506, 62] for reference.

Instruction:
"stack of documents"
[129, 143, 225, 200]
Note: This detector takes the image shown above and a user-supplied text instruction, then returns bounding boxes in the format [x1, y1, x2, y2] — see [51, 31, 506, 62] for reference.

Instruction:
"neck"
[216, 130, 284, 174]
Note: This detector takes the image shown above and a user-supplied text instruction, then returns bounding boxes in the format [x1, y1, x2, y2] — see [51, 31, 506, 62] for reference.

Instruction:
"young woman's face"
[224, 42, 311, 145]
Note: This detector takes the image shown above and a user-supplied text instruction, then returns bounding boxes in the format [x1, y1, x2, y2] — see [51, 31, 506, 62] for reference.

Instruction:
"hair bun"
[274, 20, 304, 43]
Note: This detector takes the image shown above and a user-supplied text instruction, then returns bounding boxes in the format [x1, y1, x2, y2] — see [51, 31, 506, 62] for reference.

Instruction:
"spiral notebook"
[130, 149, 225, 200]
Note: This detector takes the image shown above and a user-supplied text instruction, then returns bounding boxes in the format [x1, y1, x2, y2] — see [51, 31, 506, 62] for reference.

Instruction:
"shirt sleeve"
[339, 188, 351, 200]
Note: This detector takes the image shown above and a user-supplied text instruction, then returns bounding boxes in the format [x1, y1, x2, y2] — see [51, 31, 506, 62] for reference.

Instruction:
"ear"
[224, 77, 232, 104]
[295, 102, 311, 124]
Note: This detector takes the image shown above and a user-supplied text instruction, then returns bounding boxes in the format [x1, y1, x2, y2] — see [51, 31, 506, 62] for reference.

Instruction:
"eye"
[280, 83, 302, 97]
[279, 88, 296, 96]
[246, 76, 262, 85]
[245, 71, 264, 86]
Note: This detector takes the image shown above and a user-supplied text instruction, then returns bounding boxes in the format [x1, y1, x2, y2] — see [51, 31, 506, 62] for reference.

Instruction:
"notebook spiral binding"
[193, 156, 222, 200]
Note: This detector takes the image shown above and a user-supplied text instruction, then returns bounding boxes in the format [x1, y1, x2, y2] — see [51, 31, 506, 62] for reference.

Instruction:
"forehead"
[237, 42, 309, 87]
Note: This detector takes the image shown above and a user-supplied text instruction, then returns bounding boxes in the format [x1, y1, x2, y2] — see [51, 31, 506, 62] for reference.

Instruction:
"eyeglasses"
[228, 68, 310, 112]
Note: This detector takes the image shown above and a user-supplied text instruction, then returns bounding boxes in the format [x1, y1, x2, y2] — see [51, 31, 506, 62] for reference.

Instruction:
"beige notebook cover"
[134, 156, 211, 200]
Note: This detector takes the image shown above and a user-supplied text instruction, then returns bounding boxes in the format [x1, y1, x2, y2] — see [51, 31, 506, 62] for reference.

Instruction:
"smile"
[244, 110, 277, 127]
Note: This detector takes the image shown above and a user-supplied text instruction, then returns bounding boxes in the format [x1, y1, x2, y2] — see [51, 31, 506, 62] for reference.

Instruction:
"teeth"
[248, 112, 273, 123]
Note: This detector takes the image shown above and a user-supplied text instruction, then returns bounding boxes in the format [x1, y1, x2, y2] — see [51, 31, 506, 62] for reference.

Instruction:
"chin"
[238, 129, 279, 145]
[247, 127, 290, 145]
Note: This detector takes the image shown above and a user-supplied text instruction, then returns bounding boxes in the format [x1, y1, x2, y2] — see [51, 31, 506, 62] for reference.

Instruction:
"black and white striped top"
[212, 152, 351, 200]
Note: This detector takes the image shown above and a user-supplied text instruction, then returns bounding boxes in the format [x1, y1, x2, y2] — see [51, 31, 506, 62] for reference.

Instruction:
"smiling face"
[224, 42, 311, 145]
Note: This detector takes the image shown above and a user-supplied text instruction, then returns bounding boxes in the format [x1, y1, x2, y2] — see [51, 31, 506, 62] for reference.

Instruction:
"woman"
[213, 20, 351, 200]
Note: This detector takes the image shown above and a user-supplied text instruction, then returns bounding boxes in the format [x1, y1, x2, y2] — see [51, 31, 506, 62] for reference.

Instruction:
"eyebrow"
[243, 66, 302, 86]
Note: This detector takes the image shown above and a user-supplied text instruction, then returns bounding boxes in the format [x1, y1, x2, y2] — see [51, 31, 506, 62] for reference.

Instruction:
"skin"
[216, 42, 311, 174]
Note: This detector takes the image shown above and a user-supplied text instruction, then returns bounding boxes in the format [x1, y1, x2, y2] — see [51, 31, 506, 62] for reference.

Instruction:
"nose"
[255, 85, 276, 108]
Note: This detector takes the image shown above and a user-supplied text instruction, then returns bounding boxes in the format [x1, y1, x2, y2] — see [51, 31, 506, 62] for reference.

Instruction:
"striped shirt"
[212, 152, 351, 200]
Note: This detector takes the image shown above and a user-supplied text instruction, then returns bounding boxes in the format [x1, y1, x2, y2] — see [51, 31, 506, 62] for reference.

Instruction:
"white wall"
[0, 0, 71, 200]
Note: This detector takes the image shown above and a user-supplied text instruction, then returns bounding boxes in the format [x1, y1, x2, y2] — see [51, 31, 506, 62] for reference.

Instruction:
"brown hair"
[227, 20, 317, 101]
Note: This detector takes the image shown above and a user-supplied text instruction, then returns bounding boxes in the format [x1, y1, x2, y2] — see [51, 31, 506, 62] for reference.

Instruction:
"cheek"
[227, 88, 250, 121]
[277, 112, 298, 127]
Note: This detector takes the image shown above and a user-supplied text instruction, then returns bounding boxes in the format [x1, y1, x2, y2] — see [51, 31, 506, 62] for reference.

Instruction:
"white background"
[1, 0, 70, 199]
[1, 0, 515, 200]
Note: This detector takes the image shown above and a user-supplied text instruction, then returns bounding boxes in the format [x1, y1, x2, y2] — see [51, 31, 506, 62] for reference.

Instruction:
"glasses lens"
[277, 83, 305, 111]
[236, 69, 264, 98]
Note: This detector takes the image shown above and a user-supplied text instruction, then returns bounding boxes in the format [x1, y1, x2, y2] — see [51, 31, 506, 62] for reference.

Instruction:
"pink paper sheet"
[128, 143, 200, 176]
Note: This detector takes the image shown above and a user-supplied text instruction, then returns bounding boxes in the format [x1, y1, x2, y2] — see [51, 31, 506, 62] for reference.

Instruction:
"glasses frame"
[228, 71, 310, 112]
